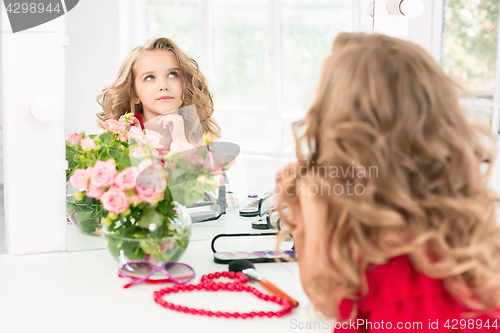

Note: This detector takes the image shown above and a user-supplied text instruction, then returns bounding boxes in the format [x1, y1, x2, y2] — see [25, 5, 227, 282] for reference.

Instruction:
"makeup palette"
[188, 201, 222, 223]
[239, 199, 260, 217]
[251, 217, 270, 230]
[211, 232, 296, 264]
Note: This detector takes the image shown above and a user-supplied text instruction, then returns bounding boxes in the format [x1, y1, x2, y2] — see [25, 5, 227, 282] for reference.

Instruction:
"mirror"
[65, 0, 371, 251]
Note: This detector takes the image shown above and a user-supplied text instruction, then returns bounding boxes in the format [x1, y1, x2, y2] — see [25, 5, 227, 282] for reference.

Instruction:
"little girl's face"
[133, 50, 183, 122]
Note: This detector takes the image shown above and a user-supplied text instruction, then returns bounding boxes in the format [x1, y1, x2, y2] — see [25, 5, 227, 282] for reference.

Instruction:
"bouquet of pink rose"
[66, 115, 230, 260]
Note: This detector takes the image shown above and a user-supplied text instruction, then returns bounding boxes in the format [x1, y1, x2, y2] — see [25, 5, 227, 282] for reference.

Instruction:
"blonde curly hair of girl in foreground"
[276, 33, 500, 319]
[96, 37, 220, 138]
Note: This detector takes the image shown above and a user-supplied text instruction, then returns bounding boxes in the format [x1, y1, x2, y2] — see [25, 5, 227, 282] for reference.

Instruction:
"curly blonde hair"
[277, 33, 500, 318]
[96, 37, 220, 137]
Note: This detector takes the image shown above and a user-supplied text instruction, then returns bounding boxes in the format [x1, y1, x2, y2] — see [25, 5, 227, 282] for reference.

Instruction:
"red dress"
[135, 111, 145, 130]
[337, 255, 499, 332]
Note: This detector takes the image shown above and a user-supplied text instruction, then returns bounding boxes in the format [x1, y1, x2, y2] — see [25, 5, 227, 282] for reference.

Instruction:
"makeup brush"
[228, 260, 299, 307]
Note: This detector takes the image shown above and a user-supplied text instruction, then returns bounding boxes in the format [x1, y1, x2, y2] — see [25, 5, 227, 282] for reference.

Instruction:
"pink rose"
[100, 188, 129, 214]
[86, 184, 104, 199]
[136, 161, 166, 202]
[118, 134, 129, 142]
[137, 161, 165, 183]
[197, 155, 213, 170]
[170, 140, 196, 153]
[114, 167, 138, 191]
[137, 159, 164, 175]
[101, 119, 124, 133]
[80, 137, 96, 151]
[144, 129, 163, 147]
[90, 159, 117, 188]
[210, 152, 225, 171]
[138, 159, 153, 173]
[69, 169, 89, 189]
[130, 147, 146, 158]
[128, 126, 145, 144]
[129, 194, 141, 205]
[136, 182, 165, 203]
[67, 132, 82, 145]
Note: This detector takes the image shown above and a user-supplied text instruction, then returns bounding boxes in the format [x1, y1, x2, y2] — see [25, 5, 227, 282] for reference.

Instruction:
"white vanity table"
[0, 210, 334, 333]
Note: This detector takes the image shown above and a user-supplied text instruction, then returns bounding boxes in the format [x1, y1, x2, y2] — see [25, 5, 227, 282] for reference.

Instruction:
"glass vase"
[103, 203, 192, 265]
[66, 194, 105, 236]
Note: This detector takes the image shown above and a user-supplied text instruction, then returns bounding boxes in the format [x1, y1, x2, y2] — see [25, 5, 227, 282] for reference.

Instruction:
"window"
[149, 1, 202, 61]
[146, 0, 362, 156]
[439, 0, 500, 133]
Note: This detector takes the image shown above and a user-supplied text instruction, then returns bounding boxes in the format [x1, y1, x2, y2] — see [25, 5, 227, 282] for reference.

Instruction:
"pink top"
[336, 255, 499, 332]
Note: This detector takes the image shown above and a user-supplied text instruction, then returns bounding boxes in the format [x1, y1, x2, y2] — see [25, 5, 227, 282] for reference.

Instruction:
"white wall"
[65, 0, 122, 136]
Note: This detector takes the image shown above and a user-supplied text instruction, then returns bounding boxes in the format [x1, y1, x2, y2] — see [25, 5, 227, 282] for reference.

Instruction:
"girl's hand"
[157, 114, 187, 142]
[119, 114, 141, 128]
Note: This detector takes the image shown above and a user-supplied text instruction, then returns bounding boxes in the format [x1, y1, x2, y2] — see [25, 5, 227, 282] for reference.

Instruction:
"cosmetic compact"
[251, 216, 270, 230]
[187, 201, 222, 223]
[251, 192, 283, 230]
[238, 198, 260, 217]
[211, 232, 296, 264]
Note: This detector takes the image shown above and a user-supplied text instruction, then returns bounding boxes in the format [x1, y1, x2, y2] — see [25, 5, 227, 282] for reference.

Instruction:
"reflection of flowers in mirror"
[65, 118, 228, 245]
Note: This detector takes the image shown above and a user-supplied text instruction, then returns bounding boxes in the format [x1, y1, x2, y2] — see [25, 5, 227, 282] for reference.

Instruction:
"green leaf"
[176, 159, 190, 170]
[156, 200, 174, 217]
[121, 241, 145, 260]
[107, 237, 122, 258]
[66, 204, 75, 216]
[100, 132, 112, 145]
[108, 148, 122, 161]
[75, 211, 93, 222]
[138, 208, 163, 229]
[139, 239, 159, 255]
[78, 219, 99, 233]
[183, 190, 198, 207]
[66, 149, 75, 163]
[119, 155, 132, 169]
[82, 196, 97, 206]
[171, 168, 186, 180]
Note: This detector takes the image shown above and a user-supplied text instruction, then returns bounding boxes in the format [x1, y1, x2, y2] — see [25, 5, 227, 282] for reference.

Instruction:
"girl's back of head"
[278, 32, 500, 317]
[97, 37, 220, 137]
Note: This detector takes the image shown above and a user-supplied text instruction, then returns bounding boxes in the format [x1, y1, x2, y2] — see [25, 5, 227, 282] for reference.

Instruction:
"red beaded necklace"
[153, 271, 293, 318]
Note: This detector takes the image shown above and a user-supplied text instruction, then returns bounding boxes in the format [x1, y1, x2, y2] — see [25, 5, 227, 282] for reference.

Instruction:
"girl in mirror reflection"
[97, 37, 220, 151]
[276, 33, 500, 330]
